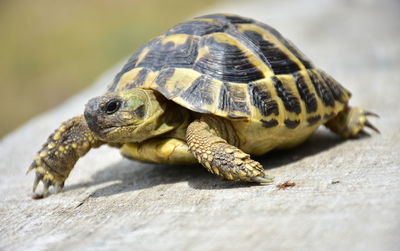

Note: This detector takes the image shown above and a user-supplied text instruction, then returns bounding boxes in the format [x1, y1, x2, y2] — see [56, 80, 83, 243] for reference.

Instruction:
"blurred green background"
[0, 0, 217, 138]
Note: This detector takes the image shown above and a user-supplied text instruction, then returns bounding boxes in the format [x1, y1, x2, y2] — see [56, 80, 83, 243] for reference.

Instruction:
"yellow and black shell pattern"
[109, 13, 351, 128]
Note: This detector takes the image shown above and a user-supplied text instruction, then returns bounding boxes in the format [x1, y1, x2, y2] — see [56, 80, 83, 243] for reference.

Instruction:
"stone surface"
[1, 0, 399, 250]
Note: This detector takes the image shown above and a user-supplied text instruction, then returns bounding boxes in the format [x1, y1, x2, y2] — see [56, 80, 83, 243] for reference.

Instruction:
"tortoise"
[28, 13, 379, 198]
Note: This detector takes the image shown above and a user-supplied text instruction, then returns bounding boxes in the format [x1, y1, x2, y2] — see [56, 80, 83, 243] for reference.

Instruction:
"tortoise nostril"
[105, 100, 121, 115]
[84, 108, 99, 133]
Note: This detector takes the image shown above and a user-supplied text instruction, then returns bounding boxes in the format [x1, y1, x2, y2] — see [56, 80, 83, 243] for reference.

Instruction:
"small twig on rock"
[276, 181, 296, 190]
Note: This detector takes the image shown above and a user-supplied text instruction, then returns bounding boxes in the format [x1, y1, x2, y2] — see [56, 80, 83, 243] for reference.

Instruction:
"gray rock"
[1, 0, 399, 250]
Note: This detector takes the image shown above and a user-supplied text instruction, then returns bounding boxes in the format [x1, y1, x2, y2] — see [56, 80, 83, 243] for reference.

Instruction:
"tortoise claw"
[252, 174, 274, 184]
[42, 179, 52, 197]
[26, 161, 35, 175]
[359, 129, 371, 137]
[28, 160, 64, 199]
[32, 171, 43, 193]
[359, 110, 380, 136]
[364, 111, 379, 118]
[54, 181, 65, 194]
[364, 120, 380, 134]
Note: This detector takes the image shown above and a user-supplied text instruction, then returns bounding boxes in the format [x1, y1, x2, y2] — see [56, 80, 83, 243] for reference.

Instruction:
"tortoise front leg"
[186, 117, 273, 183]
[27, 115, 104, 199]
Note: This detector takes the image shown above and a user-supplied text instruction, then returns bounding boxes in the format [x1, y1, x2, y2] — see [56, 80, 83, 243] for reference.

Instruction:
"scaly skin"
[186, 117, 273, 183]
[27, 115, 104, 199]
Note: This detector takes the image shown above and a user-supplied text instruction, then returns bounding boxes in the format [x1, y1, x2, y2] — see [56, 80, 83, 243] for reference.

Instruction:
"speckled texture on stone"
[1, 0, 399, 250]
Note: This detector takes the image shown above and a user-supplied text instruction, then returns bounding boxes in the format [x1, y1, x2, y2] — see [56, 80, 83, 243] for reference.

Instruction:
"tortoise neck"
[132, 90, 190, 142]
[162, 102, 192, 141]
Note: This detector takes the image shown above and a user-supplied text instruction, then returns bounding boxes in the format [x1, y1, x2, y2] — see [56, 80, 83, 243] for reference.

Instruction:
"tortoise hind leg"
[325, 106, 379, 138]
[186, 117, 273, 183]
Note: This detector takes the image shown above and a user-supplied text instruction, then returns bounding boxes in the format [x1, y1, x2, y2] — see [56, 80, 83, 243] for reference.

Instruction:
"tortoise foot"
[325, 106, 379, 138]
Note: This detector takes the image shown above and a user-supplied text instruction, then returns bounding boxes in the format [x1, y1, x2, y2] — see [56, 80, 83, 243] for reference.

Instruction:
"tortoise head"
[84, 89, 167, 143]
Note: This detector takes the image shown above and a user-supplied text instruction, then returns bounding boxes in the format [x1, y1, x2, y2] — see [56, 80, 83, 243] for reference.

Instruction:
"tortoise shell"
[109, 13, 351, 127]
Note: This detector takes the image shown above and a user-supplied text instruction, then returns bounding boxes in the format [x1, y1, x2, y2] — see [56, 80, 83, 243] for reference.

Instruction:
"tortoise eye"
[105, 100, 121, 115]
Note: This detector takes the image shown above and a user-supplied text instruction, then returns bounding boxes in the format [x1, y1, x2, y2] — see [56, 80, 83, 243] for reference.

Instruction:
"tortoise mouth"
[96, 123, 138, 141]
[99, 126, 118, 134]
[99, 123, 136, 133]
